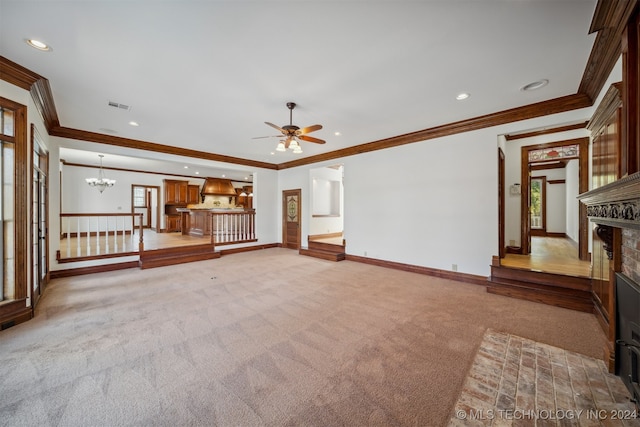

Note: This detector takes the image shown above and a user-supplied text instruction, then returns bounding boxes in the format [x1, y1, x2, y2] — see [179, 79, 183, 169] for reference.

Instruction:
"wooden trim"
[278, 93, 592, 170]
[51, 126, 278, 170]
[345, 254, 488, 286]
[0, 56, 60, 131]
[504, 121, 588, 141]
[49, 261, 139, 279]
[56, 249, 138, 263]
[622, 6, 640, 176]
[218, 243, 279, 256]
[530, 160, 569, 171]
[548, 179, 566, 184]
[0, 300, 32, 329]
[579, 1, 638, 103]
[588, 82, 623, 132]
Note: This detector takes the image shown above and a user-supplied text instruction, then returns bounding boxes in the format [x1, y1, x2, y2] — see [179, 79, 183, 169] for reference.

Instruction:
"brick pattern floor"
[449, 330, 640, 426]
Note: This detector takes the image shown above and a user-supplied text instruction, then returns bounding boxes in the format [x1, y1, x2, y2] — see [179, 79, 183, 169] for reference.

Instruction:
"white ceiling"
[0, 0, 598, 177]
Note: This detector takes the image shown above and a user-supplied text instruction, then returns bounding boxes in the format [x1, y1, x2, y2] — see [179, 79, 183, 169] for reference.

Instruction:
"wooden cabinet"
[165, 215, 181, 232]
[188, 185, 200, 204]
[587, 82, 622, 370]
[164, 179, 188, 204]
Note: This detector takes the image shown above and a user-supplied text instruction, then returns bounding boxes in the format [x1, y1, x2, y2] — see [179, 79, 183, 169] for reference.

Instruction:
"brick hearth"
[449, 330, 640, 427]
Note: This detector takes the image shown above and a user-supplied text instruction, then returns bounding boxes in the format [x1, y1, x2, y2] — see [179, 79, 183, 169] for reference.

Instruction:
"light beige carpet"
[0, 248, 606, 426]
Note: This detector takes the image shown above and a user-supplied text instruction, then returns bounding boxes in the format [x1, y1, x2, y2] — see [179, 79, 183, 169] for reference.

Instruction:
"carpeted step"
[139, 244, 220, 268]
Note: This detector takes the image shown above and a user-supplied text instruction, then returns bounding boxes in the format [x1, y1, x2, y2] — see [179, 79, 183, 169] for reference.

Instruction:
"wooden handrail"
[59, 212, 144, 259]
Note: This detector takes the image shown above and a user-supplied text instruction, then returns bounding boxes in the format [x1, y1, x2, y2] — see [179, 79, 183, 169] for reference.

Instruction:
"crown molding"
[579, 0, 639, 102]
[0, 56, 60, 131]
[50, 126, 278, 170]
[277, 93, 592, 170]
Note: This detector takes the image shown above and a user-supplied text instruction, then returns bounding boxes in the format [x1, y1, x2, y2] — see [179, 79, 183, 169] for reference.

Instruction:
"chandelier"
[85, 154, 116, 193]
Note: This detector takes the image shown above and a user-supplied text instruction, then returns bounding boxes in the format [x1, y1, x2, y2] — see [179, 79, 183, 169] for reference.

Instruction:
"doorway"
[132, 185, 160, 231]
[282, 189, 301, 250]
[31, 125, 49, 308]
[519, 138, 589, 260]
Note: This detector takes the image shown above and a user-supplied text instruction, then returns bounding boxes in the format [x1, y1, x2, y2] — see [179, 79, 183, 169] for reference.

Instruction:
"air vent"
[107, 101, 131, 111]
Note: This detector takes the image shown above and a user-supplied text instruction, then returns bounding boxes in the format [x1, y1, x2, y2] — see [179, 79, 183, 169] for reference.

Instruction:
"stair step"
[487, 283, 593, 312]
[299, 247, 345, 262]
[140, 244, 220, 269]
[308, 240, 345, 254]
[488, 265, 593, 312]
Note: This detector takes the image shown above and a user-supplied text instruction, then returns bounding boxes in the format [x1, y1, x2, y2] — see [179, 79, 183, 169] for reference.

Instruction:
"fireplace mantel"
[578, 171, 640, 231]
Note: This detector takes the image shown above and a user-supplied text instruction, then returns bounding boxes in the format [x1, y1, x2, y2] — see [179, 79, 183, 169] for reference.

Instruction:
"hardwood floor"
[501, 236, 591, 278]
[58, 229, 210, 259]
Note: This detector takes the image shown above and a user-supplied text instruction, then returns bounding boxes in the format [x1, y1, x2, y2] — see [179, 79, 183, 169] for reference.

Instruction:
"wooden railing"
[211, 211, 256, 244]
[59, 213, 144, 259]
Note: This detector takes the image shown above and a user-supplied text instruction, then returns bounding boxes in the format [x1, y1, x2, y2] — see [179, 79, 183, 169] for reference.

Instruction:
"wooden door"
[282, 189, 301, 250]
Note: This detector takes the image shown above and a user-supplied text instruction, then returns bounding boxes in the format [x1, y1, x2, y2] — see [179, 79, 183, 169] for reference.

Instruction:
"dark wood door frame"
[520, 137, 589, 260]
[498, 148, 505, 258]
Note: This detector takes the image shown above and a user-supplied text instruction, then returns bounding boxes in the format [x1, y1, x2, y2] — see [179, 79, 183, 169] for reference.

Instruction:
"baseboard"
[50, 261, 140, 278]
[219, 243, 280, 256]
[345, 254, 488, 286]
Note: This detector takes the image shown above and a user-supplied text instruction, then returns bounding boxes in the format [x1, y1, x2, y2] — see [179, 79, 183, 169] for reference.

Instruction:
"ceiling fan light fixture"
[292, 145, 303, 154]
[276, 141, 286, 152]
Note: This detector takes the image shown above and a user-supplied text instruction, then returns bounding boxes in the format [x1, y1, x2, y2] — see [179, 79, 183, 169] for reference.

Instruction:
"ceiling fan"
[254, 102, 325, 153]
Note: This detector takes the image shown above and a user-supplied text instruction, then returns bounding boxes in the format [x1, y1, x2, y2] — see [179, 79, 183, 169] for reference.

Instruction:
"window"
[133, 186, 147, 208]
[530, 176, 546, 231]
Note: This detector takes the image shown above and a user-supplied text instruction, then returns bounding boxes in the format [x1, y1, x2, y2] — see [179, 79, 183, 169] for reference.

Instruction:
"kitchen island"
[177, 207, 256, 244]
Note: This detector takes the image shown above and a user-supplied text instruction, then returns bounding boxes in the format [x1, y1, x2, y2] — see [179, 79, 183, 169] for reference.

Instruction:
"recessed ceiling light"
[456, 93, 470, 100]
[195, 171, 200, 175]
[521, 79, 549, 91]
[334, 131, 341, 136]
[129, 121, 139, 126]
[221, 174, 226, 178]
[184, 166, 189, 169]
[26, 39, 51, 51]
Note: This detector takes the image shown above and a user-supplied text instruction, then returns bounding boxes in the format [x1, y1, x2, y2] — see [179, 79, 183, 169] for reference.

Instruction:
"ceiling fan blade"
[265, 122, 284, 132]
[298, 134, 326, 144]
[298, 124, 322, 135]
[252, 135, 281, 139]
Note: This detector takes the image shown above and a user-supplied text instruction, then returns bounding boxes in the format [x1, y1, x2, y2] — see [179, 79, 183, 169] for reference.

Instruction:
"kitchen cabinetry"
[164, 179, 188, 204]
[188, 185, 201, 204]
[166, 214, 182, 232]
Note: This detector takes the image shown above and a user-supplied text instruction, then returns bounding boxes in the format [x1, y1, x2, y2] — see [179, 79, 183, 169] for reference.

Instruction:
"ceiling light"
[334, 131, 341, 136]
[129, 121, 139, 126]
[184, 166, 189, 169]
[521, 79, 549, 91]
[195, 171, 200, 175]
[276, 141, 286, 152]
[292, 145, 303, 154]
[85, 154, 116, 193]
[456, 93, 470, 100]
[26, 39, 51, 51]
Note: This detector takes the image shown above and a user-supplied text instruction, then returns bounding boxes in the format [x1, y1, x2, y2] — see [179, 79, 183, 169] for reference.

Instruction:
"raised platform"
[139, 244, 220, 269]
[487, 264, 592, 312]
[299, 239, 346, 262]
